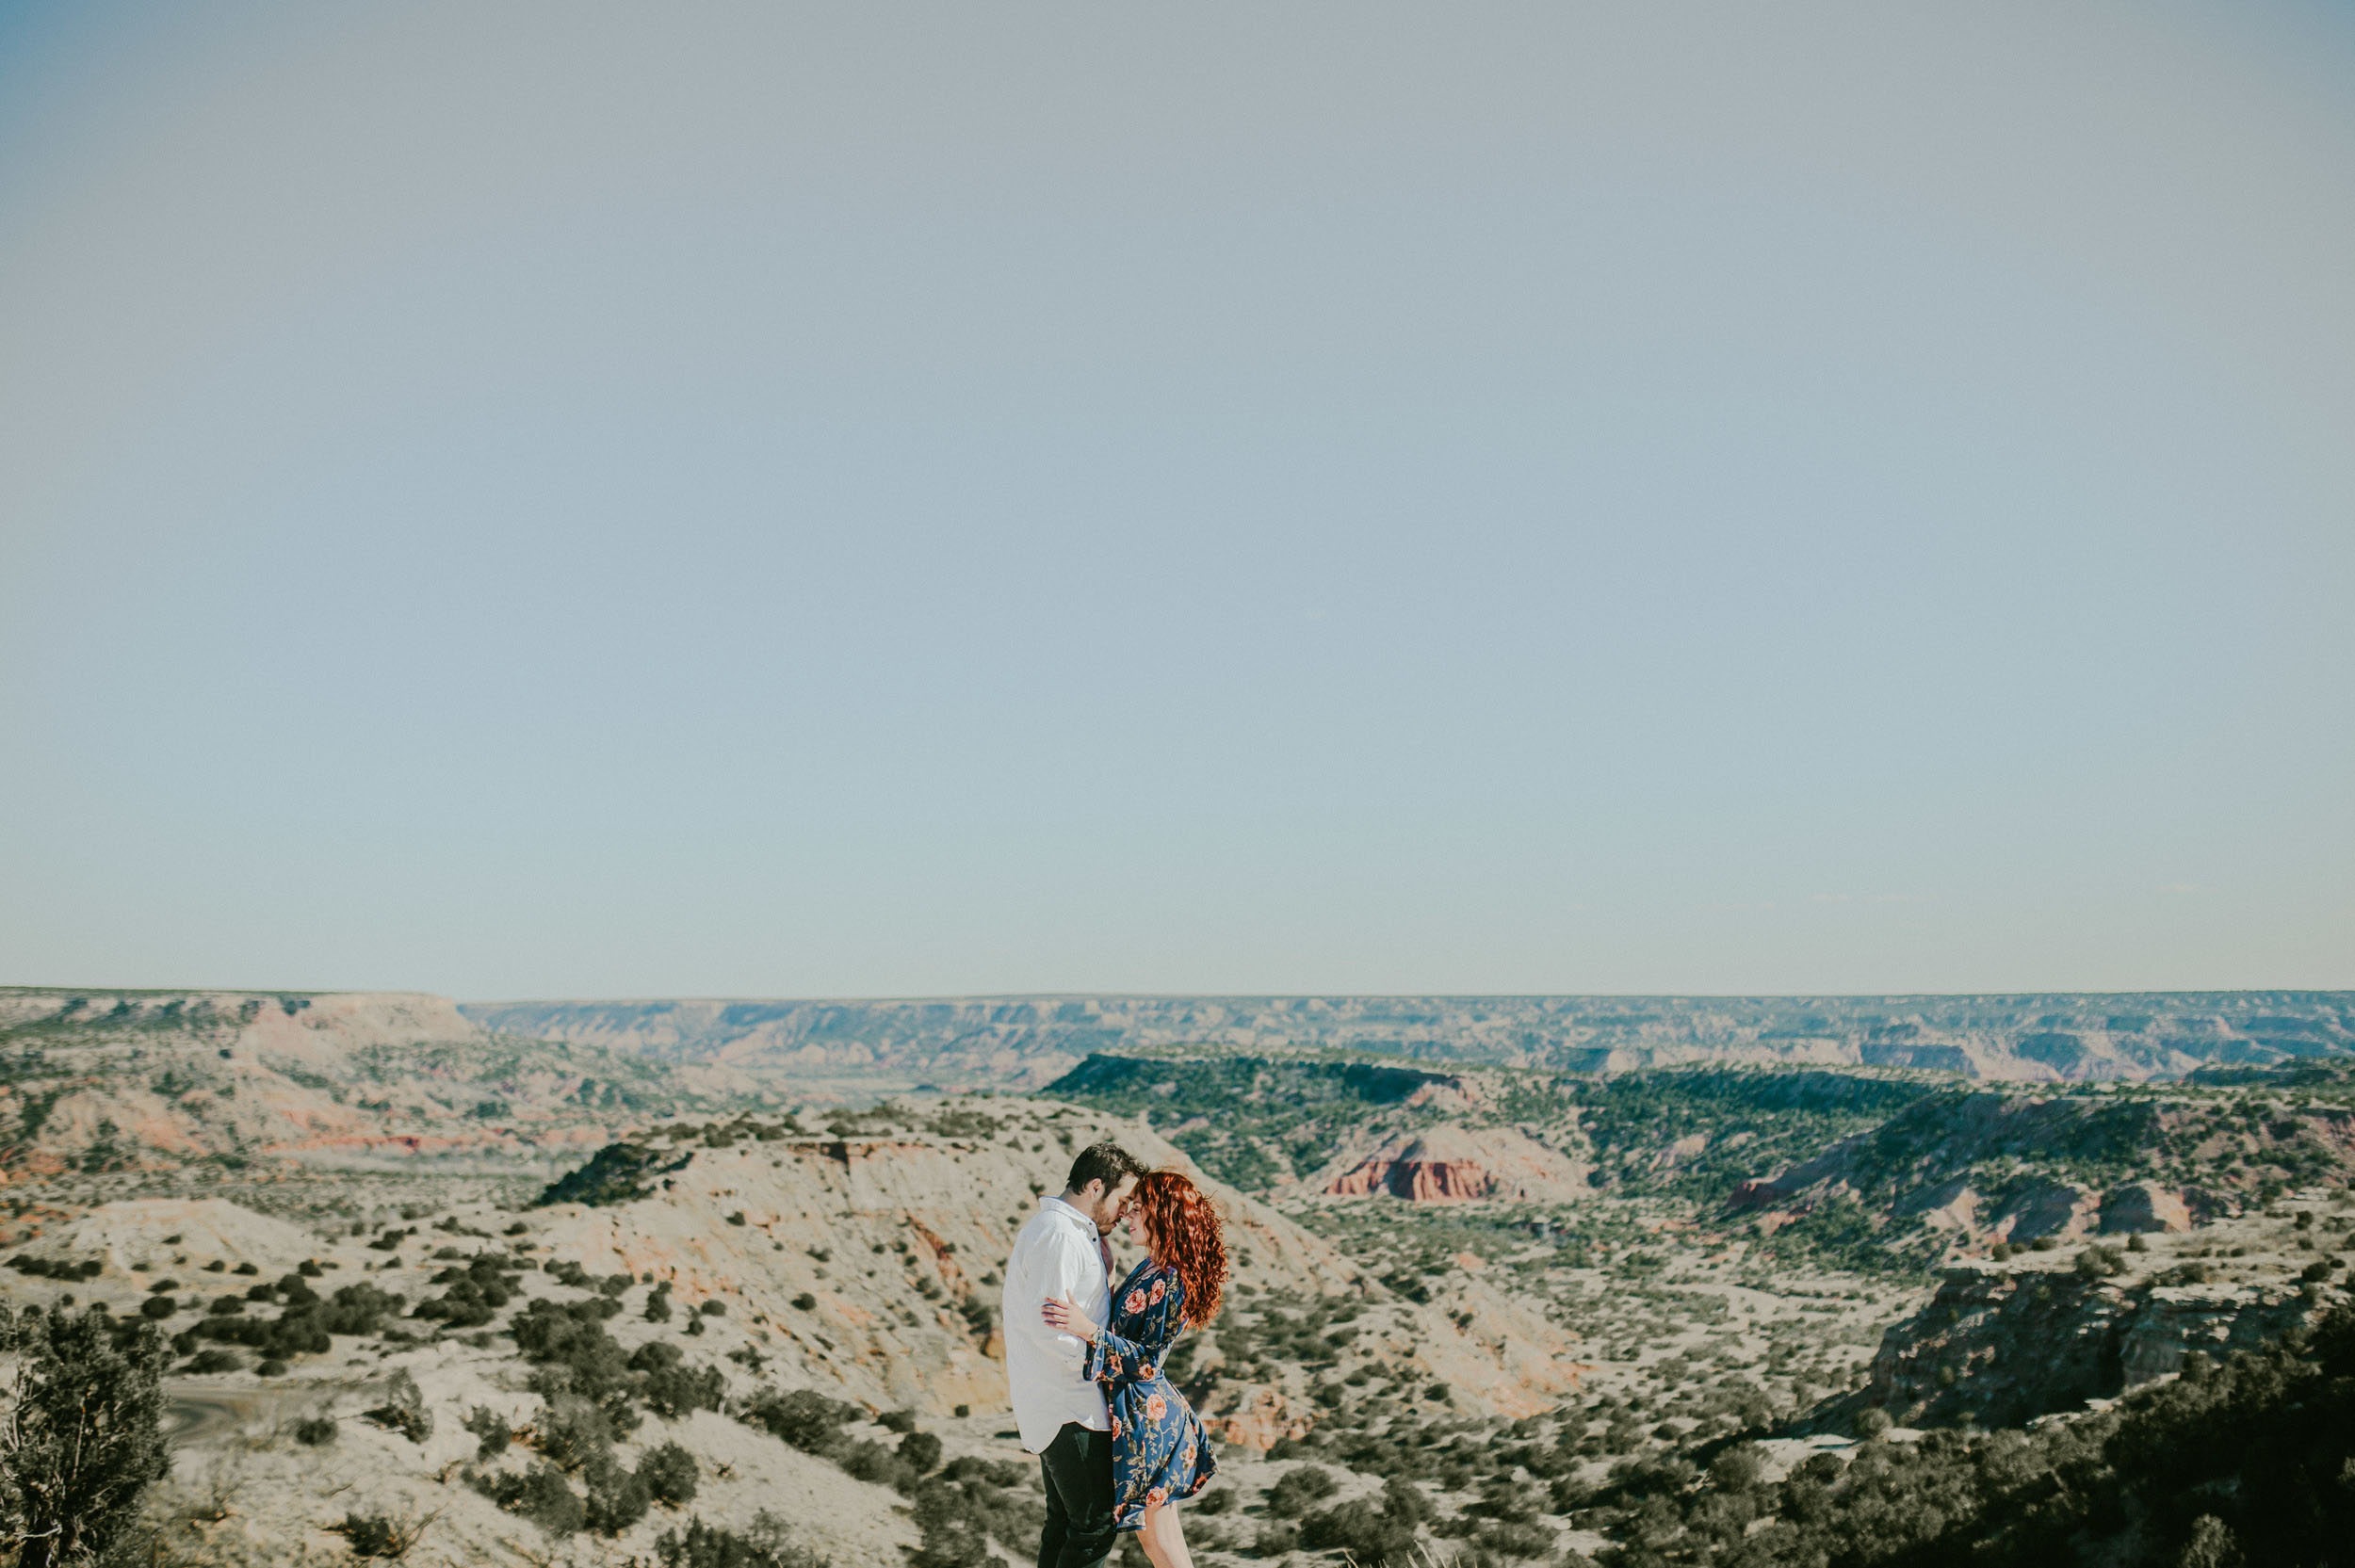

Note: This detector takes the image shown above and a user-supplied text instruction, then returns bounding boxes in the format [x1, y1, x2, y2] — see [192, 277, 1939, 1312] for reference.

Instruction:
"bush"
[365, 1369, 434, 1444]
[513, 1298, 642, 1431]
[1251, 1522, 1301, 1556]
[2076, 1246, 2127, 1280]
[537, 1394, 616, 1472]
[473, 1460, 587, 1535]
[1298, 1478, 1428, 1560]
[655, 1513, 832, 1568]
[840, 1438, 920, 1492]
[1475, 1518, 1559, 1558]
[745, 1388, 858, 1456]
[464, 1404, 512, 1459]
[138, 1296, 175, 1320]
[1709, 1443, 1766, 1491]
[900, 1431, 944, 1474]
[630, 1340, 727, 1419]
[293, 1415, 338, 1447]
[414, 1255, 521, 1328]
[1266, 1464, 1341, 1517]
[584, 1455, 653, 1535]
[183, 1348, 243, 1375]
[0, 1306, 171, 1568]
[642, 1440, 699, 1506]
[329, 1512, 430, 1559]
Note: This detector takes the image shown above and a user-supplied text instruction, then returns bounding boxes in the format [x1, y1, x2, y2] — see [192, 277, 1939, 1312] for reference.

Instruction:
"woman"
[1043, 1168, 1228, 1568]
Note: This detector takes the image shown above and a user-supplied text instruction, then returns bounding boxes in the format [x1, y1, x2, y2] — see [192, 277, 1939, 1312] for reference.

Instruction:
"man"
[1002, 1140, 1149, 1568]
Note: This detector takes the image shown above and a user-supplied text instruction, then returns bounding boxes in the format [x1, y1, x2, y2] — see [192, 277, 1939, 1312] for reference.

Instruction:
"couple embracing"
[1002, 1142, 1227, 1568]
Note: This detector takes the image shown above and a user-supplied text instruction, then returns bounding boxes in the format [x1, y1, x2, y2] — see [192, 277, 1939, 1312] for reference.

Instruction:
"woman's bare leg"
[1136, 1502, 1192, 1568]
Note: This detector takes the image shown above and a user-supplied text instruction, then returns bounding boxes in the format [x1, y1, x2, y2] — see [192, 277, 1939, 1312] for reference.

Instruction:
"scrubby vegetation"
[0, 1303, 171, 1568]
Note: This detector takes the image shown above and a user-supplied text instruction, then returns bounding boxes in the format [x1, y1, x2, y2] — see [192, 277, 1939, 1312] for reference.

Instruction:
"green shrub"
[293, 1415, 338, 1447]
[642, 1440, 699, 1506]
[472, 1460, 586, 1535]
[464, 1404, 512, 1459]
[537, 1394, 615, 1472]
[0, 1306, 170, 1568]
[328, 1512, 426, 1558]
[364, 1369, 434, 1444]
[630, 1340, 727, 1419]
[1265, 1464, 1340, 1517]
[584, 1455, 653, 1535]
[744, 1388, 857, 1456]
[840, 1439, 919, 1492]
[654, 1513, 831, 1568]
[1299, 1478, 1429, 1560]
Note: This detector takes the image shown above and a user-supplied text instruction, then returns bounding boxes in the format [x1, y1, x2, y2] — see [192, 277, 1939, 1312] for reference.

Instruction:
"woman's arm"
[1062, 1274, 1184, 1387]
[1081, 1312, 1176, 1387]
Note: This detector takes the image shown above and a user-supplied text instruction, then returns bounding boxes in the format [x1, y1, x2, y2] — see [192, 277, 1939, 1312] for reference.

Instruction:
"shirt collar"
[1041, 1195, 1097, 1234]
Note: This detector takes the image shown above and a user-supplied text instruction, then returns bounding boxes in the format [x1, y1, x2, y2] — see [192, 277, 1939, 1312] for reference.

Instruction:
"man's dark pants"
[1037, 1421, 1118, 1568]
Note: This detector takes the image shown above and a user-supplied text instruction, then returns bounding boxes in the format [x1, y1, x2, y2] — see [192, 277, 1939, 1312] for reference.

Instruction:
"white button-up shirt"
[1001, 1195, 1113, 1453]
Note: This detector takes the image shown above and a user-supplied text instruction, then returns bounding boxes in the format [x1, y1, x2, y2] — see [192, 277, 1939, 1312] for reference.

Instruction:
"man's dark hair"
[1065, 1141, 1147, 1196]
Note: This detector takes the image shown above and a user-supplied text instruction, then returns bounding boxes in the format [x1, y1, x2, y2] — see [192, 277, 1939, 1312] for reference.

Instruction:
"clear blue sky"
[3, 4, 2350, 998]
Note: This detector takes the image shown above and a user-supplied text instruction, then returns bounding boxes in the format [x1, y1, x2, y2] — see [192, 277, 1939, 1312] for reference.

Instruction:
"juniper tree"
[1, 1305, 171, 1568]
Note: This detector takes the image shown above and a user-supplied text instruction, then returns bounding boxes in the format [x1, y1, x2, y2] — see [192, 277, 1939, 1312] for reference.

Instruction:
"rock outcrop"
[1324, 1125, 1590, 1203]
[2100, 1180, 2194, 1234]
[1868, 1260, 2325, 1428]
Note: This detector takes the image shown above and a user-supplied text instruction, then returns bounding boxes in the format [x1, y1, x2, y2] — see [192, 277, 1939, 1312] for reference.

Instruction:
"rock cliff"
[1324, 1124, 1591, 1203]
[1865, 1214, 2343, 1428]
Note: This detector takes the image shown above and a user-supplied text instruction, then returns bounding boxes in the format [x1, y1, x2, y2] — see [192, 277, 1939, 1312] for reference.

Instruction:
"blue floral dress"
[1082, 1258, 1215, 1528]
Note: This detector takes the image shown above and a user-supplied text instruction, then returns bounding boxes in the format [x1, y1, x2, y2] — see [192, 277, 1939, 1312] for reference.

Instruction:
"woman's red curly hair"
[1134, 1169, 1227, 1327]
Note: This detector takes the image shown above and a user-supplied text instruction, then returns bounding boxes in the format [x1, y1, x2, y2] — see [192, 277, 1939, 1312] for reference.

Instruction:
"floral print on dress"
[1082, 1258, 1216, 1530]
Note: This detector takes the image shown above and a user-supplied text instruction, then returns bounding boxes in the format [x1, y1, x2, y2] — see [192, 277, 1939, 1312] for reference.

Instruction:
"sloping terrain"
[463, 991, 2355, 1087]
[0, 1093, 1589, 1568]
[1862, 1204, 2340, 1429]
[526, 1097, 1582, 1433]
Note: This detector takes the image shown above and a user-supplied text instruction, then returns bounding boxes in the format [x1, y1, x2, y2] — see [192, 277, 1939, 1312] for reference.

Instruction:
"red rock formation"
[1324, 1125, 1586, 1204]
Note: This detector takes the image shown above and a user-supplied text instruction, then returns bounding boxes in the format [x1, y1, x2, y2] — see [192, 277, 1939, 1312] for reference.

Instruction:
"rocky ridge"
[1714, 1078, 2355, 1264]
[463, 991, 2355, 1086]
